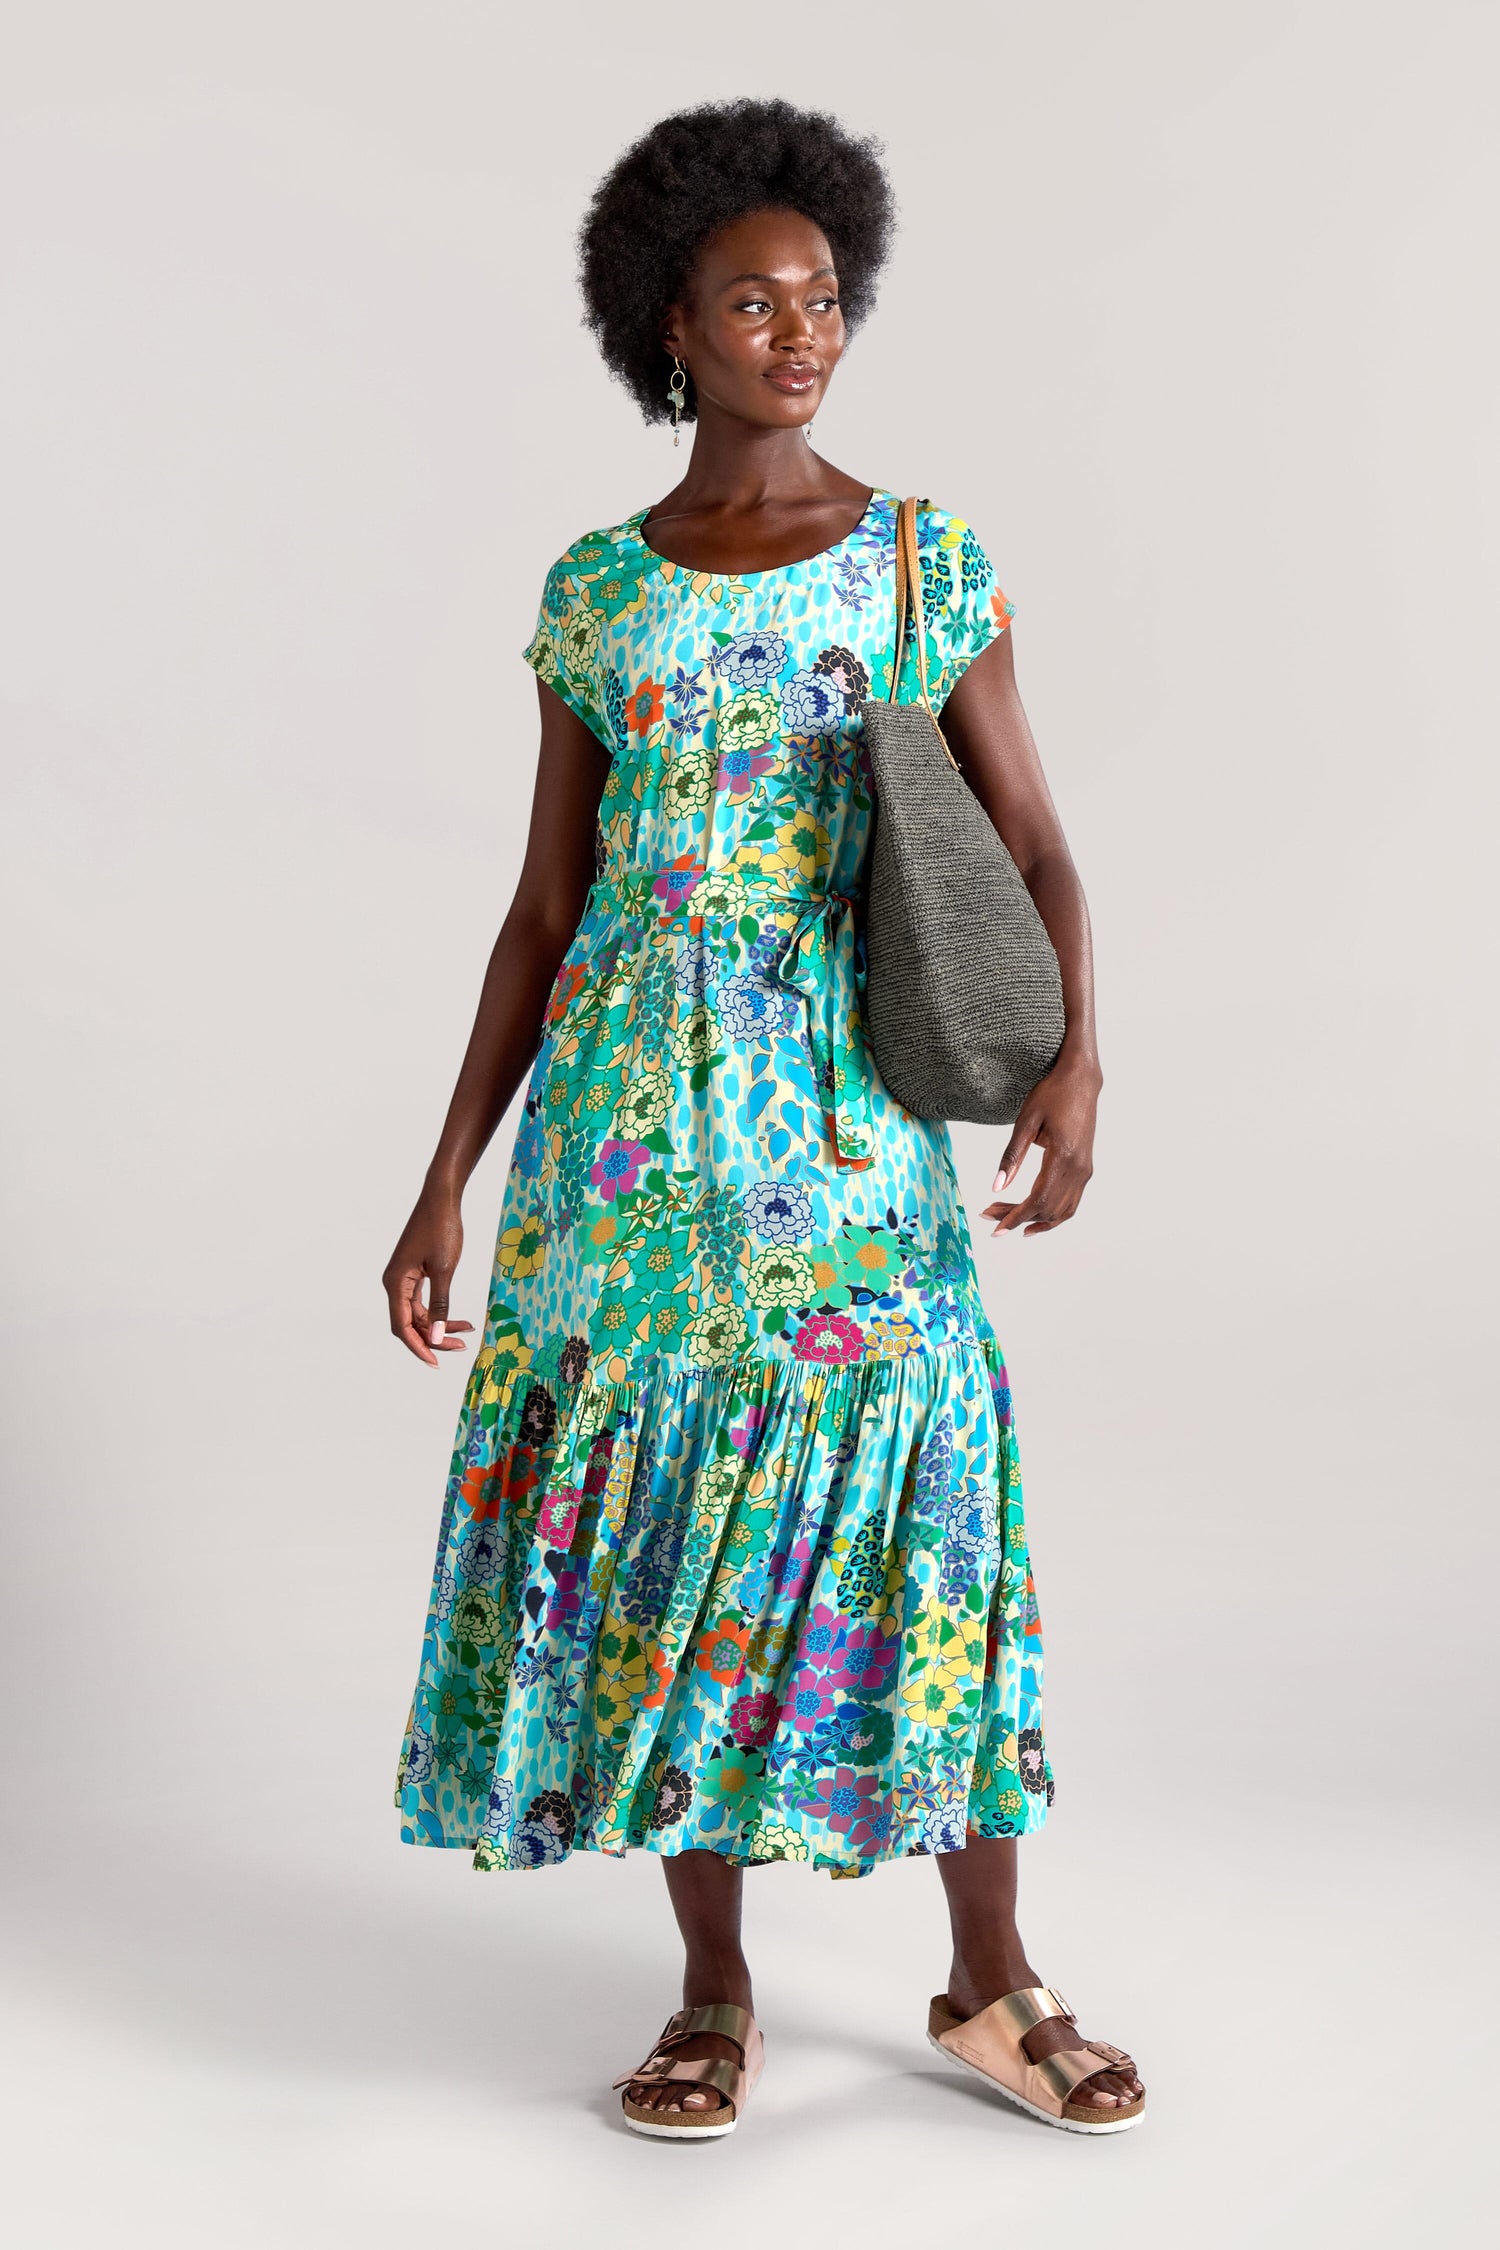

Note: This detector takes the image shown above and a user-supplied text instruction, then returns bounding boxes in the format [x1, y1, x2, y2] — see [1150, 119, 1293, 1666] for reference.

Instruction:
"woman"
[385, 98, 1143, 2139]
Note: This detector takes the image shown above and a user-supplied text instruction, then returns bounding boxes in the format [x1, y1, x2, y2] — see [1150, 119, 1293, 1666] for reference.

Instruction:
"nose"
[772, 311, 814, 354]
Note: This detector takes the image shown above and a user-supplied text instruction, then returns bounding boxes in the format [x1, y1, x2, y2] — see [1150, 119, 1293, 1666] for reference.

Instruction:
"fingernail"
[431, 1322, 445, 1346]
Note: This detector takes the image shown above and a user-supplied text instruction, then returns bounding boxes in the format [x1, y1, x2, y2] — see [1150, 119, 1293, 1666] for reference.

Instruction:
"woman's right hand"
[382, 1186, 474, 1367]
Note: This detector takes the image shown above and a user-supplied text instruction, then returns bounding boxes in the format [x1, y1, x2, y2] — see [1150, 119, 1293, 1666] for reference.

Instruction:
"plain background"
[3, 3, 1496, 2242]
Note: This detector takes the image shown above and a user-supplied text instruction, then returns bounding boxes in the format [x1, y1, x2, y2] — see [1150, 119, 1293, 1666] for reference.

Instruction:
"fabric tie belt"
[591, 867, 877, 1172]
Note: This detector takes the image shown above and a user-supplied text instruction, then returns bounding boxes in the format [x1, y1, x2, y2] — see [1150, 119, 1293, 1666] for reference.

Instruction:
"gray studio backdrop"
[3, 5, 1495, 2246]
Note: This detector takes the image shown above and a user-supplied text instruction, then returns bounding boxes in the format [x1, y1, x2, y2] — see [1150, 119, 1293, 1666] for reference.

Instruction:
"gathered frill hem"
[396, 1331, 1053, 1880]
[398, 1810, 1049, 1882]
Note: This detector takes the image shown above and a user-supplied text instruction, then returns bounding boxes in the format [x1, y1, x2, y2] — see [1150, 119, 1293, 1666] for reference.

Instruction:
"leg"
[937, 1833, 1142, 2110]
[625, 1850, 755, 2115]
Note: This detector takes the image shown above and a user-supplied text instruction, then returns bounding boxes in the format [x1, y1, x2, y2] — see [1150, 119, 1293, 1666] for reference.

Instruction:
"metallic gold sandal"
[614, 2003, 765, 2140]
[927, 1986, 1145, 2135]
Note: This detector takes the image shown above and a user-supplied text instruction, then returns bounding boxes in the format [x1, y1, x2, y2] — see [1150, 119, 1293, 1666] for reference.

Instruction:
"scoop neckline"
[631, 485, 887, 582]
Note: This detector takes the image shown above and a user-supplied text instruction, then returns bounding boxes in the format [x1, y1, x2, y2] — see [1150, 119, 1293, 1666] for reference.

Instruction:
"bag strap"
[888, 495, 960, 770]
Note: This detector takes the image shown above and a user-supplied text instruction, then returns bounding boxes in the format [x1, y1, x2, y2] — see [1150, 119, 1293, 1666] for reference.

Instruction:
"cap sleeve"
[522, 550, 615, 753]
[901, 502, 1015, 709]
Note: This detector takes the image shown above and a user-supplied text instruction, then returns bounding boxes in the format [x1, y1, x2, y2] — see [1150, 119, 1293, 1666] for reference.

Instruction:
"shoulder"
[912, 498, 992, 564]
[906, 499, 1005, 623]
[533, 506, 666, 628]
[538, 507, 649, 589]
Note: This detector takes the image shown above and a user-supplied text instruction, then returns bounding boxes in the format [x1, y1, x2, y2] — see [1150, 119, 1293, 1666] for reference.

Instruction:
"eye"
[811, 293, 840, 311]
[734, 297, 772, 314]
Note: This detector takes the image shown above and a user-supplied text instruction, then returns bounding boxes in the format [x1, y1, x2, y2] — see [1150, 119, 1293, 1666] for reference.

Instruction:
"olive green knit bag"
[860, 496, 1065, 1124]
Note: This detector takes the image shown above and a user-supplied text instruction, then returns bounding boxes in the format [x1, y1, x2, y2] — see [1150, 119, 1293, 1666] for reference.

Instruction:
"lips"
[765, 366, 818, 393]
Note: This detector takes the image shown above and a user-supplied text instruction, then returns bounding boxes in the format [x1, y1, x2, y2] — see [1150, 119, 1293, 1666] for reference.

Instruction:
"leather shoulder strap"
[889, 495, 959, 769]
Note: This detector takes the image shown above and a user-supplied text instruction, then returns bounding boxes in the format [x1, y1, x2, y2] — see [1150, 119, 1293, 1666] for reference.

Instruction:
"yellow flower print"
[747, 1618, 791, 1676]
[476, 1330, 533, 1403]
[901, 1651, 967, 1729]
[902, 1598, 982, 1729]
[772, 812, 831, 884]
[866, 1313, 923, 1359]
[999, 1787, 1025, 1818]
[593, 1674, 639, 1734]
[497, 1210, 548, 1280]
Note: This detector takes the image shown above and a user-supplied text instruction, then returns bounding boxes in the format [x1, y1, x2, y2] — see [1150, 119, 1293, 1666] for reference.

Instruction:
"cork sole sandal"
[927, 1987, 1145, 2135]
[613, 2003, 764, 2141]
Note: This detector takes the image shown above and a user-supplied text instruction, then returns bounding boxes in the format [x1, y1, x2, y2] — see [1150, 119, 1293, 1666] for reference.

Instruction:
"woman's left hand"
[982, 1056, 1102, 1237]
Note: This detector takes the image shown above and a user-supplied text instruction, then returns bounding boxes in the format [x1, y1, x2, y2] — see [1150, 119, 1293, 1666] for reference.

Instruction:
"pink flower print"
[797, 1765, 895, 1855]
[715, 742, 777, 801]
[769, 1535, 815, 1604]
[792, 1310, 865, 1365]
[783, 1663, 837, 1734]
[588, 1138, 650, 1202]
[727, 1405, 767, 1457]
[651, 861, 701, 913]
[536, 1489, 581, 1549]
[728, 1689, 780, 1748]
[541, 1556, 587, 1633]
[826, 1617, 899, 1697]
[795, 1601, 850, 1672]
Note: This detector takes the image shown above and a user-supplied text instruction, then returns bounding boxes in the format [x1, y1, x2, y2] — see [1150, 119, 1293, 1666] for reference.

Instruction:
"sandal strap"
[612, 2003, 764, 2108]
[612, 2054, 744, 2105]
[660, 2002, 756, 2057]
[935, 1988, 1139, 2121]
[1030, 2042, 1132, 2107]
[979, 1985, 1075, 2041]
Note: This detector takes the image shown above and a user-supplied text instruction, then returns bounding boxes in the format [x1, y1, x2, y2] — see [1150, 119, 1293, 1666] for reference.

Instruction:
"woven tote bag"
[860, 495, 1065, 1125]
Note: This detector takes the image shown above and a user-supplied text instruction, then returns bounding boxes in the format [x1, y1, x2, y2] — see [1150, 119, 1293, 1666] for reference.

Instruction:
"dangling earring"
[667, 356, 688, 446]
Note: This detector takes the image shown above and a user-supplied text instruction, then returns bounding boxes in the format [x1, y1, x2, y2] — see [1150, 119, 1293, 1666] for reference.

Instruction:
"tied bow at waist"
[773, 890, 875, 1172]
[589, 867, 878, 1172]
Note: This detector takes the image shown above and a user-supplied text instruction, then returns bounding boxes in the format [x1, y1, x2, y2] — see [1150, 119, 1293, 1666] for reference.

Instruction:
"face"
[663, 206, 846, 431]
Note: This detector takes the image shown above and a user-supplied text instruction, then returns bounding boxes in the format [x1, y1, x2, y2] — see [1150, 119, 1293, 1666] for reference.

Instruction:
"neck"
[664, 404, 828, 512]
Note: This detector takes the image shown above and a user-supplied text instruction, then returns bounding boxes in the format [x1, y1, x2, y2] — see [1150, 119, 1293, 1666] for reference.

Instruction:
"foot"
[946, 1959, 1143, 2111]
[622, 1970, 755, 2117]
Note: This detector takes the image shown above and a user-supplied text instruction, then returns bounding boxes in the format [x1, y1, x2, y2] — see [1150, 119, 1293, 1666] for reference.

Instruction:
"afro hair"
[578, 97, 894, 427]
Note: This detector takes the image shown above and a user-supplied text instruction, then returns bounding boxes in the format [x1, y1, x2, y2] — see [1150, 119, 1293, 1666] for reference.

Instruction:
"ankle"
[948, 1939, 1040, 2015]
[681, 1949, 753, 2012]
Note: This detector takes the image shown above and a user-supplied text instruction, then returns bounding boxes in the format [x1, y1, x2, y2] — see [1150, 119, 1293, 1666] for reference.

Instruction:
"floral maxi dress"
[396, 489, 1054, 1878]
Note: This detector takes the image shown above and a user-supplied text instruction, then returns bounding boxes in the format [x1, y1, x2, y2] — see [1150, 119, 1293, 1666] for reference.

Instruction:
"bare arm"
[382, 681, 610, 1362]
[939, 626, 1103, 1236]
